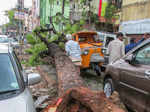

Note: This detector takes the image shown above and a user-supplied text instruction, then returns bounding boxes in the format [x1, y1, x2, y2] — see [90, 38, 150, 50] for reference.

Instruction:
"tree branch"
[62, 0, 66, 15]
[34, 31, 49, 46]
[50, 16, 57, 34]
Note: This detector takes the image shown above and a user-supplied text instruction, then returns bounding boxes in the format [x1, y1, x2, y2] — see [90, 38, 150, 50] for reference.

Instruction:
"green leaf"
[26, 34, 37, 45]
[48, 35, 59, 42]
[25, 48, 33, 54]
[79, 19, 85, 25]
[71, 24, 80, 33]
[59, 42, 65, 48]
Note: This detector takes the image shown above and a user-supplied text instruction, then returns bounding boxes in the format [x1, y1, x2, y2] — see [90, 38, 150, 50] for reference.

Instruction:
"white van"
[97, 32, 117, 66]
[97, 32, 116, 52]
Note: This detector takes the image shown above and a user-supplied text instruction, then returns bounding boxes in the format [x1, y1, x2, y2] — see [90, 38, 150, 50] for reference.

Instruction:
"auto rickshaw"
[72, 31, 105, 75]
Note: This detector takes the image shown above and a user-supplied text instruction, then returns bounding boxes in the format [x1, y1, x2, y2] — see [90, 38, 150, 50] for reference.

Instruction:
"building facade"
[120, 0, 150, 36]
[40, 0, 69, 27]
[31, 0, 40, 30]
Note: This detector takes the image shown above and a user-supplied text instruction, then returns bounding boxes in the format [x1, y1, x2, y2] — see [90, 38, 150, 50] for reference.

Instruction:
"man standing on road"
[108, 32, 125, 64]
[125, 32, 150, 53]
[140, 32, 150, 42]
[125, 38, 137, 54]
[65, 34, 82, 66]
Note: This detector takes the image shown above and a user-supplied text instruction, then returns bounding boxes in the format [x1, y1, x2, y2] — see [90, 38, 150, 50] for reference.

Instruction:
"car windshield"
[78, 34, 99, 43]
[8, 38, 17, 42]
[0, 54, 19, 93]
[97, 34, 105, 42]
[0, 38, 9, 43]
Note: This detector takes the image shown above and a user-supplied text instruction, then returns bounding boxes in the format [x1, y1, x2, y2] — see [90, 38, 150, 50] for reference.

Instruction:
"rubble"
[35, 95, 49, 108]
[18, 43, 127, 112]
[43, 87, 125, 112]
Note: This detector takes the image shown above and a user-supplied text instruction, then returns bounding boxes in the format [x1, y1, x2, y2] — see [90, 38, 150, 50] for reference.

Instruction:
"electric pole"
[18, 0, 24, 59]
[17, 0, 24, 41]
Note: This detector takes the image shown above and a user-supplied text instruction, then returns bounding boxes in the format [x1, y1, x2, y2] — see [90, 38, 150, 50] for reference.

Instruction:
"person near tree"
[65, 34, 82, 67]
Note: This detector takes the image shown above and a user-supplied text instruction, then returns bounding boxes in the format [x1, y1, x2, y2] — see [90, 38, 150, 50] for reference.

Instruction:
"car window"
[135, 44, 150, 65]
[0, 38, 9, 43]
[9, 38, 17, 42]
[98, 34, 105, 42]
[0, 54, 19, 92]
[79, 37, 87, 42]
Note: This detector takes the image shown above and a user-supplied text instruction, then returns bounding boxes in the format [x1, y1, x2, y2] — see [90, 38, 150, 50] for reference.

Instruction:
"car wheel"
[104, 78, 114, 98]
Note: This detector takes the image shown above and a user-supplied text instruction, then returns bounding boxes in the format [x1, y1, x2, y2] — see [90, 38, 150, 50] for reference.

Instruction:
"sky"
[0, 0, 32, 25]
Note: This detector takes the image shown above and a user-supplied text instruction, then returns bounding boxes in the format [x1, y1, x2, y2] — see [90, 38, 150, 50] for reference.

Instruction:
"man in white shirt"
[108, 32, 125, 64]
[65, 34, 82, 66]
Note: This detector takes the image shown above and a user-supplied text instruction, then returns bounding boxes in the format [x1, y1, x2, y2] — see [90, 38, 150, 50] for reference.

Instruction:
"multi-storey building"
[120, 0, 150, 38]
[40, 0, 69, 30]
[31, 0, 40, 30]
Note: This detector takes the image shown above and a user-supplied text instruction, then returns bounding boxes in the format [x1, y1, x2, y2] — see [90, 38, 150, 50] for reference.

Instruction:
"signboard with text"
[14, 11, 25, 20]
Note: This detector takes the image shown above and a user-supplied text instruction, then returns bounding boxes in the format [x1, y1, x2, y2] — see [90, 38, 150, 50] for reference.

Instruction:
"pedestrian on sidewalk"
[108, 32, 125, 64]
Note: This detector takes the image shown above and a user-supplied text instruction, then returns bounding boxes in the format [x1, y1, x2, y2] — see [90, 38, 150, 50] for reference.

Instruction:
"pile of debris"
[27, 66, 58, 111]
[19, 32, 127, 112]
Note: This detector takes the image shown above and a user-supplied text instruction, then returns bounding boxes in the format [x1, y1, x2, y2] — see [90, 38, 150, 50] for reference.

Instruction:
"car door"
[118, 43, 150, 112]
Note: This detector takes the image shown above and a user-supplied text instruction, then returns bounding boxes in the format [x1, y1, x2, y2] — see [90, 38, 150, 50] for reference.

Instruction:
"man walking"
[108, 32, 125, 63]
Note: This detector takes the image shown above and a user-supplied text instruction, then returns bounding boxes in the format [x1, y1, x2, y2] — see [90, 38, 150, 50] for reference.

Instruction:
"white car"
[0, 36, 20, 48]
[97, 32, 117, 66]
[0, 44, 41, 112]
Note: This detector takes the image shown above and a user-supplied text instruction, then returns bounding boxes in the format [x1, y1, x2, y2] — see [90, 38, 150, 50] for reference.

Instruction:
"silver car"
[0, 44, 41, 112]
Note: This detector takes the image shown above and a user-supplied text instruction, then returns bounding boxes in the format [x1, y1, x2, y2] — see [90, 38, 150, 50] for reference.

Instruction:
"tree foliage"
[26, 33, 47, 66]
[104, 2, 118, 23]
[7, 10, 15, 24]
[26, 0, 87, 66]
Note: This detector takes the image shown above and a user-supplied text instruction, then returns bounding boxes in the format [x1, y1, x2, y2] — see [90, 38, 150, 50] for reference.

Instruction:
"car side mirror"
[125, 54, 139, 65]
[27, 73, 41, 86]
[125, 54, 133, 64]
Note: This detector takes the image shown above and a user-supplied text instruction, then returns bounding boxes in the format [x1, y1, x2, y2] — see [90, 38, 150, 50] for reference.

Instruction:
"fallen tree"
[34, 30, 125, 112]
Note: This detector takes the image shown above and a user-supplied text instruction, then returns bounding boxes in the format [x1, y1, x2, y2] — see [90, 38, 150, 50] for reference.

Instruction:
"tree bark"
[35, 31, 125, 112]
[36, 32, 85, 95]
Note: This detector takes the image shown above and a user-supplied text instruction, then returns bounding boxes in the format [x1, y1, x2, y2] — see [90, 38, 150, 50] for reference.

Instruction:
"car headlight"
[82, 49, 89, 55]
[101, 48, 106, 54]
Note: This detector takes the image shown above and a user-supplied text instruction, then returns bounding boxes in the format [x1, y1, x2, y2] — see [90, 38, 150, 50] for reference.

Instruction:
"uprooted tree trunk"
[35, 31, 125, 112]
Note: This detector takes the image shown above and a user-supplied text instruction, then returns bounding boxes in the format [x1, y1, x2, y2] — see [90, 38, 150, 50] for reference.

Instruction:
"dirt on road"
[18, 45, 127, 112]
[26, 65, 127, 112]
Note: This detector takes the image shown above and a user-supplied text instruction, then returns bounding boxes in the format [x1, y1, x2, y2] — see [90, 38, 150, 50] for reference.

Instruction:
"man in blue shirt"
[125, 38, 138, 53]
[125, 33, 149, 53]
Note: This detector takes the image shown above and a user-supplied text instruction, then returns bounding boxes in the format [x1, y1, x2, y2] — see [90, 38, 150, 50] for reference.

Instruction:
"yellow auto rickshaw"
[72, 31, 104, 75]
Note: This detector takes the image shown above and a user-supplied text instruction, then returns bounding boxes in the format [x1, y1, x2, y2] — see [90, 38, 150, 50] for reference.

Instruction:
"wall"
[120, 0, 150, 34]
[91, 0, 100, 14]
[122, 0, 150, 22]
[123, 0, 147, 6]
[40, 0, 69, 26]
[40, 0, 49, 25]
